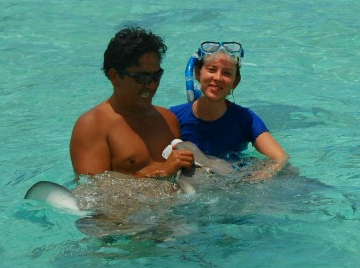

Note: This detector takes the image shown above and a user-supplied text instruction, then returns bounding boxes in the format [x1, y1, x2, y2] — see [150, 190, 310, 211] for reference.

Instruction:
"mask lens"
[201, 42, 220, 53]
[223, 42, 241, 53]
[199, 42, 244, 63]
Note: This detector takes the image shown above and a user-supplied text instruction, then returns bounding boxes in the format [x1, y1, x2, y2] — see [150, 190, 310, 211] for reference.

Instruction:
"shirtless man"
[70, 27, 193, 177]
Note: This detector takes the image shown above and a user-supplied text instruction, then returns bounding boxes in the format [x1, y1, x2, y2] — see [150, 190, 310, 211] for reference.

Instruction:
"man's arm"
[133, 149, 194, 178]
[70, 113, 111, 175]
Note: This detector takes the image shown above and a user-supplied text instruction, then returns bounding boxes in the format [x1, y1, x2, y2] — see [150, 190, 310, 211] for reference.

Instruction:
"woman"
[170, 42, 289, 180]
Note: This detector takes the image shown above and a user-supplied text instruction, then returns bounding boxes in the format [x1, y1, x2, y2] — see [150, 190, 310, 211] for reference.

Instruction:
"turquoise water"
[1, 0, 360, 267]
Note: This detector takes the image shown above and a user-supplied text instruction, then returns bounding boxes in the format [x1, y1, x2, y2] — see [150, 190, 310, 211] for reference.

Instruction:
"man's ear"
[108, 68, 120, 87]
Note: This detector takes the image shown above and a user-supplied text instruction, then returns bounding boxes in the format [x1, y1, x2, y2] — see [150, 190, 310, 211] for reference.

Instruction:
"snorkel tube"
[185, 52, 201, 102]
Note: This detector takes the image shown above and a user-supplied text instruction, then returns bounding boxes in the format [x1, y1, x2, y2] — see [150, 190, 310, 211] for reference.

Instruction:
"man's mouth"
[139, 92, 151, 98]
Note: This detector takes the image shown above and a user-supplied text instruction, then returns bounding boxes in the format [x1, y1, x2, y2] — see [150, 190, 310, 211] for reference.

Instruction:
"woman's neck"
[192, 97, 228, 121]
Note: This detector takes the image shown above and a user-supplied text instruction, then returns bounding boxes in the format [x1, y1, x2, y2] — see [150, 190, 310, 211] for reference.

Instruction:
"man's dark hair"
[102, 26, 167, 78]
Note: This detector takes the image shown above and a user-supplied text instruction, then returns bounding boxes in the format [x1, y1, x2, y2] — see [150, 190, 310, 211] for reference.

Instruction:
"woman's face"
[197, 53, 239, 101]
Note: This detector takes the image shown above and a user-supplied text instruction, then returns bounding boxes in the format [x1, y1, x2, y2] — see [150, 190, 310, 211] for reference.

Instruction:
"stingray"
[24, 141, 234, 208]
[23, 142, 235, 238]
[24, 142, 338, 239]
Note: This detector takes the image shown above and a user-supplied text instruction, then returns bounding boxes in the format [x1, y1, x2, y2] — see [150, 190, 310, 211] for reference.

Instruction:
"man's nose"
[145, 80, 159, 89]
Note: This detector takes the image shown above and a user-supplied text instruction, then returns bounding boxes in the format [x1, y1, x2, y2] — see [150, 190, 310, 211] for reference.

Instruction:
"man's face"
[115, 52, 163, 111]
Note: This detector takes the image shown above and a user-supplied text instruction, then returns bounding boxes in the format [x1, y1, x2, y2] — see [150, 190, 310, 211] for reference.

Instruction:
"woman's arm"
[247, 132, 289, 181]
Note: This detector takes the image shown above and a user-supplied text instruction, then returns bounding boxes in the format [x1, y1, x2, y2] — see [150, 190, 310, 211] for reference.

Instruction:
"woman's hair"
[102, 26, 167, 78]
[195, 55, 241, 80]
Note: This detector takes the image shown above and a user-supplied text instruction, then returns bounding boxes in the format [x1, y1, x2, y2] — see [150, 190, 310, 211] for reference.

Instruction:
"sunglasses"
[117, 68, 164, 85]
[199, 41, 244, 62]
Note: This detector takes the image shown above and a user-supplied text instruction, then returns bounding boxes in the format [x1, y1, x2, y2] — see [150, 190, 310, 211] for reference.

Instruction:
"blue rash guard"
[169, 100, 268, 158]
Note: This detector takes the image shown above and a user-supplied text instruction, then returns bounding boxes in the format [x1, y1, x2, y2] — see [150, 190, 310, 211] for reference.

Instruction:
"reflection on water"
[68, 162, 356, 243]
[17, 160, 360, 266]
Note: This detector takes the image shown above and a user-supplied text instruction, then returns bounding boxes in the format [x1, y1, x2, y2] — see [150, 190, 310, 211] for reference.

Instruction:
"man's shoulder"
[153, 105, 169, 112]
[153, 105, 172, 115]
[75, 103, 114, 128]
[153, 105, 178, 121]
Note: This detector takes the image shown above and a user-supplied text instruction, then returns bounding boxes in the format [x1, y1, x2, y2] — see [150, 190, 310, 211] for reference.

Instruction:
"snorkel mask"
[198, 41, 244, 65]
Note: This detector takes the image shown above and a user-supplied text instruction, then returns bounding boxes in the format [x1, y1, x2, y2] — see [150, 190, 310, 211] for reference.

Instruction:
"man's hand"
[164, 149, 194, 174]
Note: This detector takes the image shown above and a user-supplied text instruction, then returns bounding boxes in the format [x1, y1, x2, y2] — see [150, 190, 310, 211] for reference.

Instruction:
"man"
[70, 26, 193, 177]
